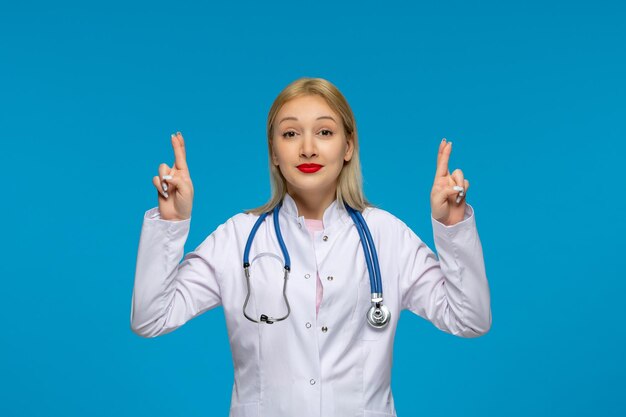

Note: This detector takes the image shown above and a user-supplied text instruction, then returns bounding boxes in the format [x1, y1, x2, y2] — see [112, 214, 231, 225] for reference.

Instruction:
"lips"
[297, 164, 323, 173]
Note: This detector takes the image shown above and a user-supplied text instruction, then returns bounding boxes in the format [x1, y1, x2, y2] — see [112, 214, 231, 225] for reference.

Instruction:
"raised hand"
[152, 132, 194, 221]
[430, 138, 470, 226]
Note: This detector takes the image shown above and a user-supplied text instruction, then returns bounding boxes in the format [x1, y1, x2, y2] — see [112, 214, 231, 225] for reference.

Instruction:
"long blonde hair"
[244, 77, 375, 215]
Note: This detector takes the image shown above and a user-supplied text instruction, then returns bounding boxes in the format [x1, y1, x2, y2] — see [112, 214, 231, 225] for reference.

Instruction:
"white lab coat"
[130, 192, 491, 417]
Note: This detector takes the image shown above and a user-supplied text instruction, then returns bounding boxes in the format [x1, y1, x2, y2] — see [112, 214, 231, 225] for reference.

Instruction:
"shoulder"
[218, 211, 261, 233]
[229, 211, 259, 225]
[361, 206, 407, 233]
[361, 205, 423, 242]
[194, 211, 259, 253]
[197, 211, 260, 242]
[362, 205, 403, 227]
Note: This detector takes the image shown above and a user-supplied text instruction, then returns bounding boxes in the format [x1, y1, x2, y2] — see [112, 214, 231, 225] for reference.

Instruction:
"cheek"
[329, 144, 348, 163]
[272, 143, 284, 163]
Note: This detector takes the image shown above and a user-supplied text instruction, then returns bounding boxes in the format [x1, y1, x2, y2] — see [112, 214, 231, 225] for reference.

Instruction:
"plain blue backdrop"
[1, 0, 624, 416]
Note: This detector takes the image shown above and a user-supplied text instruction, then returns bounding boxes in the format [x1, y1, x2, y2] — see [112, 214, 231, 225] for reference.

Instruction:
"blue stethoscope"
[242, 198, 391, 328]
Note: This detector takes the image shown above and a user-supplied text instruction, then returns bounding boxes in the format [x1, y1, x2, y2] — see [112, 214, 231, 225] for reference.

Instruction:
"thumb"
[437, 185, 464, 202]
[162, 174, 185, 192]
[446, 185, 465, 198]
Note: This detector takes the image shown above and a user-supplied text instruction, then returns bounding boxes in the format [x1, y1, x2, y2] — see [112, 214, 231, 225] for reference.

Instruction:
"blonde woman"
[131, 77, 491, 417]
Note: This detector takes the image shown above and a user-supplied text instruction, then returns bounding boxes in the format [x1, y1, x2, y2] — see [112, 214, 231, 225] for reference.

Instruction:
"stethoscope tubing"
[345, 205, 381, 294]
[273, 201, 291, 270]
[242, 199, 389, 327]
[243, 210, 268, 267]
[244, 201, 291, 270]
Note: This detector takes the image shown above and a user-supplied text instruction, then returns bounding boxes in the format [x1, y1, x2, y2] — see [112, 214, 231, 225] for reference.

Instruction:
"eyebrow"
[278, 116, 337, 124]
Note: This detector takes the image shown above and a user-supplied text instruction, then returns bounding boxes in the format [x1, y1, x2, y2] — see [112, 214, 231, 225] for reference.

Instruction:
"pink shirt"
[304, 218, 324, 318]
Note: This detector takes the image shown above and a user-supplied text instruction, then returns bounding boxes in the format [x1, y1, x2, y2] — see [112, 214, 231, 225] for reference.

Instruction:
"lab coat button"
[327, 276, 333, 281]
[304, 273, 310, 279]
[310, 379, 316, 385]
[305, 322, 312, 328]
[322, 235, 328, 241]
[321, 326, 328, 332]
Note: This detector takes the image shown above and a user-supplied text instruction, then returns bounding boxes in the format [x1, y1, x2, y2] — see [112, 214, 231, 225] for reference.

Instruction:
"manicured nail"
[162, 182, 168, 192]
[162, 175, 172, 180]
[455, 195, 462, 204]
[453, 186, 464, 191]
[163, 191, 169, 198]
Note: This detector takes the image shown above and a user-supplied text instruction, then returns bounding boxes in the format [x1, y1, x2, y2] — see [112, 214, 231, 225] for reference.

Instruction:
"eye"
[320, 129, 333, 136]
[282, 131, 296, 138]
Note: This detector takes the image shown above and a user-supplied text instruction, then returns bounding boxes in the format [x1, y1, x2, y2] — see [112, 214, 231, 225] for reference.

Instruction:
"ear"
[271, 146, 280, 166]
[344, 134, 355, 162]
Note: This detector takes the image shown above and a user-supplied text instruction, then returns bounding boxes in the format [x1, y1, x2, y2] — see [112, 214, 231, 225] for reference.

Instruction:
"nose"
[300, 131, 318, 159]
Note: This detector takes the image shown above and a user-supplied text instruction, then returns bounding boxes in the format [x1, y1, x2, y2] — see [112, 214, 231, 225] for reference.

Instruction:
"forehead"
[277, 95, 339, 122]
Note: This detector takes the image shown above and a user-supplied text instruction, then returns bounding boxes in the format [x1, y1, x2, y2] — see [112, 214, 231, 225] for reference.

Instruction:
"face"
[271, 94, 354, 197]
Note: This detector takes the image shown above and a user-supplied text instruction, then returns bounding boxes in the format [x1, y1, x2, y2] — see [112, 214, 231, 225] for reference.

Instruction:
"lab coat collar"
[281, 192, 351, 230]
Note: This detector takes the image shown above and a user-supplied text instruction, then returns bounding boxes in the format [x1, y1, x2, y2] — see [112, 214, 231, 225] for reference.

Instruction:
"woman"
[130, 77, 491, 417]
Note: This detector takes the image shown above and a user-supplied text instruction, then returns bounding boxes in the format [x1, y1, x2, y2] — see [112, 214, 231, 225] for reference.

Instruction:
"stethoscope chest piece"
[367, 303, 391, 328]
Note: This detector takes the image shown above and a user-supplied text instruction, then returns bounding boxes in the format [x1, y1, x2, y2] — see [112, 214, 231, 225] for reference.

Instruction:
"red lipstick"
[297, 163, 322, 173]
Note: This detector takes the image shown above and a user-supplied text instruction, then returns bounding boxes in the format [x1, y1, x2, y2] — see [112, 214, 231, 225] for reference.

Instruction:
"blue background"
[1, 0, 625, 416]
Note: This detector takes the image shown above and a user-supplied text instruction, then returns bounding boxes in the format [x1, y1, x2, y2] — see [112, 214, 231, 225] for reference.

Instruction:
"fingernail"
[459, 191, 464, 197]
[162, 175, 172, 180]
[164, 191, 169, 198]
[455, 195, 461, 204]
[453, 186, 464, 191]
[162, 182, 168, 192]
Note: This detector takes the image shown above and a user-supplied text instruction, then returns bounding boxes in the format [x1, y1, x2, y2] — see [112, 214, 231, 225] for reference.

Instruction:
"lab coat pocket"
[229, 401, 258, 417]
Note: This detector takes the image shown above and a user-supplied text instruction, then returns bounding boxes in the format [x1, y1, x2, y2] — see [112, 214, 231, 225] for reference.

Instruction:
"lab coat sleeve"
[398, 203, 492, 337]
[130, 207, 226, 338]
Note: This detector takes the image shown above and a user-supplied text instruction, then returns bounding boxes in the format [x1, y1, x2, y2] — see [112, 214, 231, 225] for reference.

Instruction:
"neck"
[287, 186, 337, 220]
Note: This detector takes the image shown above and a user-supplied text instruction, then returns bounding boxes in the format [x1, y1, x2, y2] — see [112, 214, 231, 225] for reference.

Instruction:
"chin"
[284, 168, 339, 193]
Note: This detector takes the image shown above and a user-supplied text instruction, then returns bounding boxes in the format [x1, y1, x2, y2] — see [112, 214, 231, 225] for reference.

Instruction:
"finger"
[158, 162, 172, 187]
[455, 179, 470, 204]
[158, 163, 172, 178]
[433, 186, 460, 208]
[461, 179, 470, 197]
[436, 139, 452, 177]
[451, 168, 465, 188]
[152, 175, 169, 199]
[172, 132, 188, 171]
[443, 185, 464, 199]
[439, 185, 465, 205]
[451, 169, 465, 204]
[162, 174, 184, 190]
[159, 163, 175, 193]
[436, 138, 446, 164]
